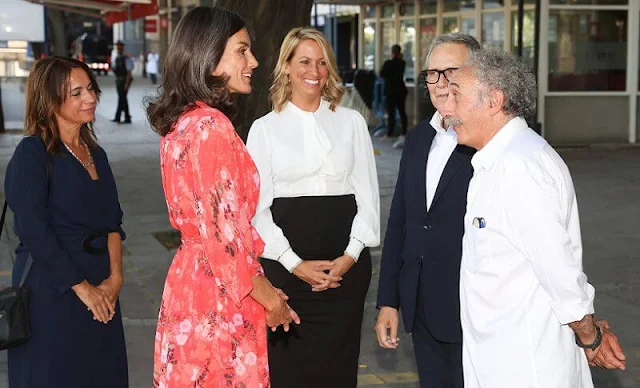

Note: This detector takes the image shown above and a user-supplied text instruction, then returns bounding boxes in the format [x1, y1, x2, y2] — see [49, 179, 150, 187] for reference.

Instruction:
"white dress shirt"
[460, 117, 595, 388]
[247, 100, 380, 272]
[426, 111, 459, 211]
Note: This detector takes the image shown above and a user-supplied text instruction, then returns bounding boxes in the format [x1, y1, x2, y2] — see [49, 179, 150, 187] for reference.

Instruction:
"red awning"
[104, 0, 158, 25]
[24, 0, 158, 24]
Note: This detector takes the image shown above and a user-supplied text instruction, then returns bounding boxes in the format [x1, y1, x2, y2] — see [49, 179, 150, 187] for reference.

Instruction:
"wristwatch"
[575, 325, 602, 350]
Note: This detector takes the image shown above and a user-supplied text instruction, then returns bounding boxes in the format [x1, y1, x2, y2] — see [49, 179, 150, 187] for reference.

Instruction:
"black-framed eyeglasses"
[421, 68, 459, 85]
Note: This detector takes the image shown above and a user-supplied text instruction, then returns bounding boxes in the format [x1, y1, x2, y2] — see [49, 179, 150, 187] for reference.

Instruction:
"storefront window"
[443, 17, 459, 33]
[382, 21, 396, 62]
[511, 10, 535, 69]
[483, 12, 505, 49]
[484, 0, 503, 9]
[548, 10, 627, 91]
[363, 5, 376, 19]
[444, 0, 476, 13]
[551, 0, 626, 4]
[400, 2, 415, 16]
[382, 5, 395, 18]
[363, 21, 376, 70]
[400, 20, 416, 81]
[419, 18, 437, 68]
[420, 0, 437, 14]
[462, 17, 477, 37]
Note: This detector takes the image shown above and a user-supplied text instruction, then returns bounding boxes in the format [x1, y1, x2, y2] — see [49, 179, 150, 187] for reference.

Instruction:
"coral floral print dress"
[154, 102, 269, 388]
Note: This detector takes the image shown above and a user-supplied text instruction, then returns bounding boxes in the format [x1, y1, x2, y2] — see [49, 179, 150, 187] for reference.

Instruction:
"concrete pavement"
[0, 75, 639, 387]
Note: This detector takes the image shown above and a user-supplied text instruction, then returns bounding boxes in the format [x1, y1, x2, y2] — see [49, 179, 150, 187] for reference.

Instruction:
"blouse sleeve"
[99, 147, 126, 240]
[189, 111, 262, 308]
[246, 119, 303, 273]
[4, 137, 85, 294]
[345, 112, 381, 261]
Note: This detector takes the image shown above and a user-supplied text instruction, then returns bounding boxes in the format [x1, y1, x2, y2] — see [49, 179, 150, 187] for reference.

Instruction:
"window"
[444, 0, 476, 13]
[400, 2, 415, 16]
[400, 20, 416, 81]
[483, 12, 505, 50]
[551, 0, 626, 5]
[363, 5, 376, 19]
[419, 18, 437, 69]
[548, 10, 627, 91]
[420, 0, 437, 15]
[363, 21, 376, 70]
[443, 17, 459, 33]
[462, 17, 477, 37]
[511, 10, 535, 69]
[382, 5, 395, 18]
[484, 0, 503, 9]
[381, 21, 396, 62]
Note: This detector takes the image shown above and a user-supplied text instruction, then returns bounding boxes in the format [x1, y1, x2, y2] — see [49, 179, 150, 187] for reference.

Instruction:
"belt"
[81, 231, 113, 255]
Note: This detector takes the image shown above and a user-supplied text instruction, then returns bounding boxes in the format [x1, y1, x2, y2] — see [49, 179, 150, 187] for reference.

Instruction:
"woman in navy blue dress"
[4, 57, 128, 387]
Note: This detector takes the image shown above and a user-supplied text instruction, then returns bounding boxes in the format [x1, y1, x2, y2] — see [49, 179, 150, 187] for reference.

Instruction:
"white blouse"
[246, 100, 380, 272]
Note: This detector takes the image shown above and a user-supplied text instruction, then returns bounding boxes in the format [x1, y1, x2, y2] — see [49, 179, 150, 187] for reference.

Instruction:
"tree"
[215, 0, 315, 140]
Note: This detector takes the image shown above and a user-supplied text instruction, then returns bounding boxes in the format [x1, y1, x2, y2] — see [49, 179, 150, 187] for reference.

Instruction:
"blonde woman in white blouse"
[246, 27, 380, 388]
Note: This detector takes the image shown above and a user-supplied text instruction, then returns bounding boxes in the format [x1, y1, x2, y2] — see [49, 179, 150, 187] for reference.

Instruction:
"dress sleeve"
[345, 112, 381, 261]
[99, 147, 126, 240]
[4, 137, 85, 294]
[246, 119, 303, 273]
[189, 112, 261, 308]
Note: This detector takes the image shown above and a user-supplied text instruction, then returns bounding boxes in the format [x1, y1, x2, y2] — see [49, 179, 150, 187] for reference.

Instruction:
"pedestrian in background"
[4, 56, 128, 388]
[111, 40, 133, 124]
[146, 7, 298, 387]
[146, 50, 159, 85]
[247, 27, 380, 388]
[380, 44, 408, 148]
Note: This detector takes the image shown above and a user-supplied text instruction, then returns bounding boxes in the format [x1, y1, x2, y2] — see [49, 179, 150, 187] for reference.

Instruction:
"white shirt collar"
[429, 111, 458, 140]
[284, 99, 330, 116]
[471, 117, 528, 172]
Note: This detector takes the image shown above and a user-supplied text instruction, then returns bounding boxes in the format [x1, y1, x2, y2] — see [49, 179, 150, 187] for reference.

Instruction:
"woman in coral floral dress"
[146, 7, 298, 387]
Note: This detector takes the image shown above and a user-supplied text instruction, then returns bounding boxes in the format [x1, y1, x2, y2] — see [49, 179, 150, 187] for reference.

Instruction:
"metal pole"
[517, 0, 524, 57]
[533, 0, 542, 134]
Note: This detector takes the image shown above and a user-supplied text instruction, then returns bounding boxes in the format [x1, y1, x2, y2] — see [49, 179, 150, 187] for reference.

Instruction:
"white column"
[537, 0, 549, 138]
[627, 0, 639, 144]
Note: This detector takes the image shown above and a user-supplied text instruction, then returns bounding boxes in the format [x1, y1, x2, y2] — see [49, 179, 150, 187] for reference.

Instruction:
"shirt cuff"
[278, 248, 303, 273]
[551, 287, 596, 325]
[344, 238, 365, 262]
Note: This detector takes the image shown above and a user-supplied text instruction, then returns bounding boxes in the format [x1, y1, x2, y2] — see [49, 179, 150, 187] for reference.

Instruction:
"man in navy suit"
[375, 33, 481, 387]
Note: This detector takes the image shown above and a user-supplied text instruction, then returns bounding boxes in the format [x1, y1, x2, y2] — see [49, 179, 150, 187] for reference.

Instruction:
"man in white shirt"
[375, 33, 481, 387]
[443, 49, 626, 387]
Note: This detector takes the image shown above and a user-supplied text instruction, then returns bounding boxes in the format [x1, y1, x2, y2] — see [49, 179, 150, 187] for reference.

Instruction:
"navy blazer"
[377, 119, 474, 344]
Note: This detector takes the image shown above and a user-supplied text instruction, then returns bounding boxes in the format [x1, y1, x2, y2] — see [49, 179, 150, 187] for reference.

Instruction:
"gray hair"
[425, 32, 482, 67]
[464, 49, 537, 118]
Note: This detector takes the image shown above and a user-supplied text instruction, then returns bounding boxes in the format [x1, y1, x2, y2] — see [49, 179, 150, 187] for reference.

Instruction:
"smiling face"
[426, 43, 471, 113]
[286, 39, 329, 107]
[56, 67, 97, 130]
[213, 28, 259, 94]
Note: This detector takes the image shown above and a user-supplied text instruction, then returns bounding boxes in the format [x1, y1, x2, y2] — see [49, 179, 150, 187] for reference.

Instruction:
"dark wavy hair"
[146, 6, 246, 136]
[24, 56, 100, 153]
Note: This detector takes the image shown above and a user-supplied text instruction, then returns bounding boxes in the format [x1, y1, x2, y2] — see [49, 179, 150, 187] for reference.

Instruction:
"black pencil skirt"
[261, 195, 372, 388]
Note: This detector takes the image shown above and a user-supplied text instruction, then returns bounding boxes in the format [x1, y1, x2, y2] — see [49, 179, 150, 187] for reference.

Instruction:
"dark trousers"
[114, 77, 130, 121]
[386, 94, 408, 136]
[149, 73, 157, 85]
[412, 290, 463, 388]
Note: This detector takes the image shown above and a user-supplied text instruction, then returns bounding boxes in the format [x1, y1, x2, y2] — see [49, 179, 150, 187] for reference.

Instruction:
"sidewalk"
[1, 76, 639, 387]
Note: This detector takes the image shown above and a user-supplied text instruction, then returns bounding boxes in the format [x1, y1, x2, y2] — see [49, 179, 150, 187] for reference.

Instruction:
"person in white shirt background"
[146, 50, 159, 85]
[443, 49, 626, 387]
[246, 27, 380, 388]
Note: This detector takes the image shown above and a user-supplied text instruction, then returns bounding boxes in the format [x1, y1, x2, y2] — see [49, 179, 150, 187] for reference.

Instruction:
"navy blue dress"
[4, 136, 128, 388]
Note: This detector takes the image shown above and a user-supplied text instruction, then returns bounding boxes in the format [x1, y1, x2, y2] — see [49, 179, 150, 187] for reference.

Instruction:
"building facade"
[355, 0, 637, 145]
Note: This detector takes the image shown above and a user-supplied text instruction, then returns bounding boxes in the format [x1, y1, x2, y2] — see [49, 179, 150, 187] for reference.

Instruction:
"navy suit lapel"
[430, 144, 474, 210]
[418, 127, 436, 213]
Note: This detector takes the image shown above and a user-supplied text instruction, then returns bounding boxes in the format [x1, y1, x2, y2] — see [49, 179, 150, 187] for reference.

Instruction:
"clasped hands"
[266, 288, 300, 332]
[292, 254, 355, 292]
[72, 275, 123, 324]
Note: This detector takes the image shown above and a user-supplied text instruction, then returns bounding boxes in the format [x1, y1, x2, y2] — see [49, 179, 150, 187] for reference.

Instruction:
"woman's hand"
[72, 280, 115, 324]
[270, 288, 301, 332]
[97, 275, 124, 304]
[292, 260, 342, 288]
[312, 255, 355, 292]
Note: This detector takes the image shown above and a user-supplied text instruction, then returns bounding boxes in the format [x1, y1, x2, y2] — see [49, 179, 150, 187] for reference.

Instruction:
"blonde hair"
[270, 27, 344, 112]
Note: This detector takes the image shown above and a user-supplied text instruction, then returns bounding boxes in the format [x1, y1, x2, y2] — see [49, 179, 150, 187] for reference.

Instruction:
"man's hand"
[585, 320, 626, 370]
[375, 306, 400, 349]
[292, 260, 342, 289]
[311, 255, 355, 292]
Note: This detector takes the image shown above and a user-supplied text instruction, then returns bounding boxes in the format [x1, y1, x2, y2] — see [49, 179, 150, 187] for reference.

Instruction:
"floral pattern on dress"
[154, 102, 268, 387]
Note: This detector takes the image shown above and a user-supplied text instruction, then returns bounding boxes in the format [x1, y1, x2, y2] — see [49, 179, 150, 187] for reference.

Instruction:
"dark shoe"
[111, 118, 121, 123]
[122, 119, 132, 124]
